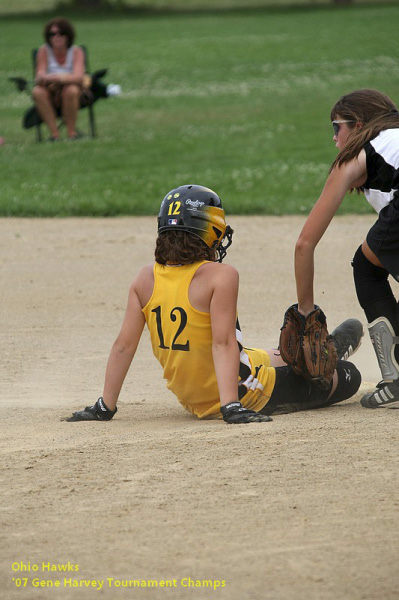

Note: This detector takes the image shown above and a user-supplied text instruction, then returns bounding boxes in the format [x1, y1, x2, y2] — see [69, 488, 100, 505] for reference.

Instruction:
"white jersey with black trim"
[364, 128, 399, 213]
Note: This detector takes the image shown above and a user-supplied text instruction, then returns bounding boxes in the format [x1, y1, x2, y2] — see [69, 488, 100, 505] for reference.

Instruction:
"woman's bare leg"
[62, 84, 80, 138]
[32, 85, 59, 139]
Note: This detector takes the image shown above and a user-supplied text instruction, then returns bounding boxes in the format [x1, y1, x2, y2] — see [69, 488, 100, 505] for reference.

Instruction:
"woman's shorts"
[367, 192, 399, 281]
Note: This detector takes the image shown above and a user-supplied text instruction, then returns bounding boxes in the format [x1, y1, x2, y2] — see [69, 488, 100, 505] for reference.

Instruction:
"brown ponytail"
[330, 89, 399, 172]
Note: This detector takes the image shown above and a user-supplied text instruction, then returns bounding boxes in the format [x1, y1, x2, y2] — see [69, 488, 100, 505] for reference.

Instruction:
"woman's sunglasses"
[49, 30, 65, 38]
[332, 120, 356, 136]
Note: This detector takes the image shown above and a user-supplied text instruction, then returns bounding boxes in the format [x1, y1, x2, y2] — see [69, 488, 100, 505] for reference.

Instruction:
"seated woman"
[32, 17, 85, 141]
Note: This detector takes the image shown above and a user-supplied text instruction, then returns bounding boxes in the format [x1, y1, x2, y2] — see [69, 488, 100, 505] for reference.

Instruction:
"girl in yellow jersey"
[66, 185, 361, 424]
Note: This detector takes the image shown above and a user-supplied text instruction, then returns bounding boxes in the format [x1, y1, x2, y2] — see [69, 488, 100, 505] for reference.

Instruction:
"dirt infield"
[1, 216, 398, 600]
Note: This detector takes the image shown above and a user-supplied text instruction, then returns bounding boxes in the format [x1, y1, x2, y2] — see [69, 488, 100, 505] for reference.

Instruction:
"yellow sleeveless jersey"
[142, 261, 276, 419]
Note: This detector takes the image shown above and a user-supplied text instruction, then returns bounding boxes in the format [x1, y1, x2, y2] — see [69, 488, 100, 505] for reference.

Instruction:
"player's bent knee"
[329, 360, 361, 403]
[352, 245, 390, 309]
[352, 245, 389, 280]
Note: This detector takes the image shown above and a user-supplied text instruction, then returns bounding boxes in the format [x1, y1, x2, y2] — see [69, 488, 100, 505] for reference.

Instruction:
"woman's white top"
[46, 44, 75, 74]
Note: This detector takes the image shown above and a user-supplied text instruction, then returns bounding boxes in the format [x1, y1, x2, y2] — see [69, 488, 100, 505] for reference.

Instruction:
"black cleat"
[361, 379, 399, 408]
[330, 318, 363, 361]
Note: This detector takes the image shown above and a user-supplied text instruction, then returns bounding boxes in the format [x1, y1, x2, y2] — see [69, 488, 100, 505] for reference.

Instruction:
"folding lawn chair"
[10, 45, 118, 142]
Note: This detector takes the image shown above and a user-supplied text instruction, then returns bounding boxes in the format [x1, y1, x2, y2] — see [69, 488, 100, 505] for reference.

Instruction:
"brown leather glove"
[279, 304, 337, 389]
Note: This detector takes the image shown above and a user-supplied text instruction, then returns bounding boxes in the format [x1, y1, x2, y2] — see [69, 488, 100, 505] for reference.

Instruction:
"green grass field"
[1, 1, 398, 215]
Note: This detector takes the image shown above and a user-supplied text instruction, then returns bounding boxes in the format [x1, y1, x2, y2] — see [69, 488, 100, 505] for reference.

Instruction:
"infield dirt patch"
[1, 216, 398, 600]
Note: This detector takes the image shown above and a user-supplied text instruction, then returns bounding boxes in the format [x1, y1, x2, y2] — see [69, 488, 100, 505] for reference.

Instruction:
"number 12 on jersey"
[151, 305, 190, 351]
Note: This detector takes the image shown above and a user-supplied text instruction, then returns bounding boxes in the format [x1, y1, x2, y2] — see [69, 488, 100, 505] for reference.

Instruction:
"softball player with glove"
[64, 185, 360, 425]
[294, 89, 399, 409]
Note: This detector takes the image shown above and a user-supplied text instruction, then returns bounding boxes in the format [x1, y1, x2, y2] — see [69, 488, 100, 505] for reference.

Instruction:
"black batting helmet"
[157, 184, 233, 262]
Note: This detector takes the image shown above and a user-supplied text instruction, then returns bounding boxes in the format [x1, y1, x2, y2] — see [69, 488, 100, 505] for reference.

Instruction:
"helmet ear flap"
[212, 225, 223, 242]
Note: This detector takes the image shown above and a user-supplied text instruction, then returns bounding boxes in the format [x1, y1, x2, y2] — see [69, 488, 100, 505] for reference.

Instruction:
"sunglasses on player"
[49, 30, 65, 38]
[332, 120, 356, 136]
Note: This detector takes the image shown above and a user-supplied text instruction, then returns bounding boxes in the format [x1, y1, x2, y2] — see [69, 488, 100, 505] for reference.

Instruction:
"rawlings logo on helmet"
[186, 199, 205, 209]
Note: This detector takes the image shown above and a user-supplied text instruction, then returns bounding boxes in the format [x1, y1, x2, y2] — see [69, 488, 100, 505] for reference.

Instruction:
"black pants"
[260, 360, 361, 416]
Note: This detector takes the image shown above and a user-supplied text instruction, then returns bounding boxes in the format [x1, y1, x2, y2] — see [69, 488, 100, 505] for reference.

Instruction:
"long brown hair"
[155, 230, 217, 265]
[330, 89, 399, 171]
